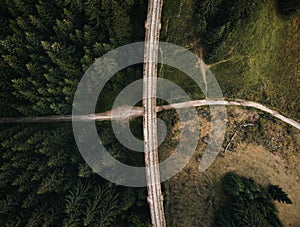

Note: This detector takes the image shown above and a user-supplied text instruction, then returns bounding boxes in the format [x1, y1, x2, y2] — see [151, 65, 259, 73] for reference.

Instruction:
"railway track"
[3, 1, 300, 226]
[142, 0, 166, 226]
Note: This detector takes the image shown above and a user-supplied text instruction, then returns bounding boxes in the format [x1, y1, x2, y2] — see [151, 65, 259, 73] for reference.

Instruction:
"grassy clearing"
[212, 0, 300, 119]
[160, 0, 206, 101]
[161, 0, 300, 119]
[162, 107, 300, 226]
[160, 1, 300, 226]
[267, 10, 300, 119]
[212, 0, 284, 98]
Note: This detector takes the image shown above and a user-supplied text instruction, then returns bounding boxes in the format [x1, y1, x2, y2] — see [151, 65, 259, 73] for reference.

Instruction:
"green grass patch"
[212, 0, 300, 119]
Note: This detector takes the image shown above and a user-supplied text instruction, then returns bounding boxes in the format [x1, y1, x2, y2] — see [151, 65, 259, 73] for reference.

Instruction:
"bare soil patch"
[163, 107, 300, 226]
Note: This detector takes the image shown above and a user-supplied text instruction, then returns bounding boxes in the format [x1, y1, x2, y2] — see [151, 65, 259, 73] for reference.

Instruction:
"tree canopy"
[0, 0, 149, 226]
[215, 172, 291, 227]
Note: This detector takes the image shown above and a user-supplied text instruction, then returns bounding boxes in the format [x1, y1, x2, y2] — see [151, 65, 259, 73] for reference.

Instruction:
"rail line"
[2, 1, 300, 226]
[142, 0, 166, 226]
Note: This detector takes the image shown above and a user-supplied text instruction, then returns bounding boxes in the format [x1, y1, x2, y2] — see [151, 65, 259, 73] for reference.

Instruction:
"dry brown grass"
[162, 107, 300, 226]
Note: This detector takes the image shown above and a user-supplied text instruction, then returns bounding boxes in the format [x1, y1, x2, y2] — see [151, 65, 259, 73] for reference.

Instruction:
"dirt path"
[157, 99, 300, 130]
[197, 47, 208, 96]
[1, 99, 300, 131]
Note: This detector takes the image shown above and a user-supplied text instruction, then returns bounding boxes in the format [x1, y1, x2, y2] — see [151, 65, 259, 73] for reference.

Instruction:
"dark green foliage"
[0, 0, 134, 117]
[214, 205, 239, 227]
[222, 171, 265, 201]
[64, 180, 120, 226]
[0, 0, 150, 225]
[277, 0, 300, 16]
[268, 184, 293, 204]
[194, 0, 261, 63]
[0, 123, 150, 226]
[215, 172, 285, 227]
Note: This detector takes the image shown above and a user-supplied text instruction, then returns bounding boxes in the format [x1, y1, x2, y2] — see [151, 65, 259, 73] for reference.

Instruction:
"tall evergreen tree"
[278, 0, 300, 15]
[215, 172, 285, 227]
[0, 0, 149, 225]
[268, 184, 293, 204]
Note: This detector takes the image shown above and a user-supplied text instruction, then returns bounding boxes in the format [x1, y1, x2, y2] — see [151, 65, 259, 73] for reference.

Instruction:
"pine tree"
[268, 184, 293, 204]
[0, 0, 147, 225]
[215, 172, 285, 227]
[278, 0, 300, 15]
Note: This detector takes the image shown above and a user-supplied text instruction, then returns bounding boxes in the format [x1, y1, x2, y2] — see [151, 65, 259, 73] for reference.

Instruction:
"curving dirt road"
[2, 100, 300, 130]
[157, 99, 300, 130]
[1, 1, 299, 226]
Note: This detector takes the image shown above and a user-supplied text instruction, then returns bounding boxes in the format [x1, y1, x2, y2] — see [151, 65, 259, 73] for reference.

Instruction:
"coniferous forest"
[1, 0, 300, 226]
[0, 0, 151, 226]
